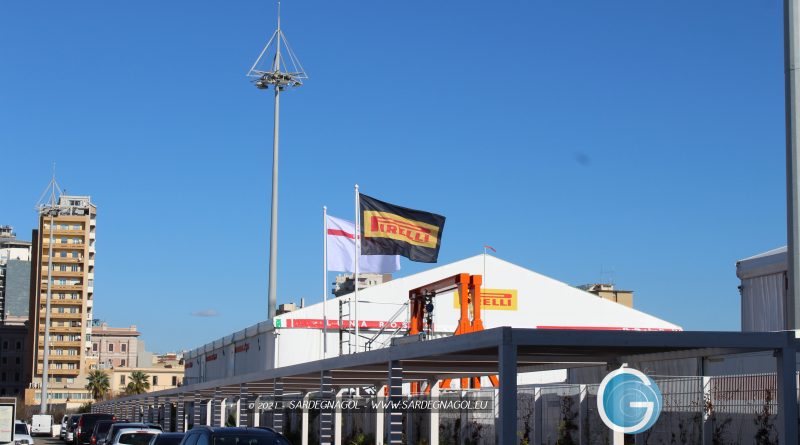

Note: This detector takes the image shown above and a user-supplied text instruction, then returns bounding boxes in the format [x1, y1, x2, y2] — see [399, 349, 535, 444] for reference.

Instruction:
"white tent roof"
[277, 254, 681, 332]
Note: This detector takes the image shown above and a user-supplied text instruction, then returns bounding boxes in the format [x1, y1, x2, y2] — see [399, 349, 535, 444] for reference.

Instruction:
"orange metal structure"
[406, 273, 499, 394]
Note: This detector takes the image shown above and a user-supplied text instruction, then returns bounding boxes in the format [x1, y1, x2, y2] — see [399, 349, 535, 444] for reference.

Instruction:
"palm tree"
[85, 370, 110, 401]
[125, 371, 150, 395]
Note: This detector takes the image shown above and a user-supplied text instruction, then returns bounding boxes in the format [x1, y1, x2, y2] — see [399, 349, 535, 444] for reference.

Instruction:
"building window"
[108, 344, 114, 352]
[2, 341, 7, 350]
[15, 341, 20, 350]
[92, 343, 98, 352]
[152, 376, 158, 386]
[172, 376, 177, 386]
[120, 375, 125, 385]
[121, 344, 127, 352]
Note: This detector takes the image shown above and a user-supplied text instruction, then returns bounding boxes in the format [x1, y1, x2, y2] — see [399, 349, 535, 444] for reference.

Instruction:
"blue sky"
[0, 1, 788, 353]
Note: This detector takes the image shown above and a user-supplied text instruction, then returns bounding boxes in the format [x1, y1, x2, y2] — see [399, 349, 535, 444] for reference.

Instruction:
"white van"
[31, 415, 53, 436]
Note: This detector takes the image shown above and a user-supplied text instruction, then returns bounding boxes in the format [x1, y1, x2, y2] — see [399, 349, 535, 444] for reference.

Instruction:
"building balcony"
[37, 368, 80, 376]
[41, 340, 83, 348]
[45, 243, 85, 250]
[43, 269, 84, 277]
[37, 352, 81, 361]
[39, 326, 82, 334]
[49, 284, 83, 291]
[49, 299, 84, 306]
[50, 229, 85, 236]
[39, 312, 83, 319]
[41, 256, 83, 264]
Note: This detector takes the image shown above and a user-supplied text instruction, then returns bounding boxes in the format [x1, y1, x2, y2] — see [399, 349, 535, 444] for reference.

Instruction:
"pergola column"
[212, 391, 223, 427]
[578, 385, 588, 445]
[429, 379, 439, 445]
[273, 379, 284, 433]
[320, 370, 333, 445]
[301, 392, 310, 445]
[238, 384, 250, 427]
[192, 392, 202, 428]
[776, 340, 798, 445]
[334, 389, 345, 445]
[176, 397, 186, 432]
[387, 360, 403, 445]
[375, 386, 385, 445]
[164, 400, 172, 432]
[497, 331, 517, 445]
[252, 394, 261, 427]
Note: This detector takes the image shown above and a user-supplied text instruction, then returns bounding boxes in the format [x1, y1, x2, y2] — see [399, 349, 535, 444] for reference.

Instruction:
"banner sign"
[274, 318, 410, 330]
[454, 289, 518, 311]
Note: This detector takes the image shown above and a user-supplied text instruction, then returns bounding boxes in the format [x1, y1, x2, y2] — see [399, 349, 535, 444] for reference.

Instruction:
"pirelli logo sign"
[363, 211, 440, 249]
[359, 193, 446, 263]
[454, 288, 518, 311]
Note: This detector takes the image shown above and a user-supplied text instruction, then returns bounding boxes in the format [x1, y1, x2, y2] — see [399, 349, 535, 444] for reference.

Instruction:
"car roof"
[116, 428, 161, 433]
[192, 427, 280, 435]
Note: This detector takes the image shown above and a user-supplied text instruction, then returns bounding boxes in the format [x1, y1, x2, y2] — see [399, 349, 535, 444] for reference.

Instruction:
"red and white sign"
[275, 318, 409, 330]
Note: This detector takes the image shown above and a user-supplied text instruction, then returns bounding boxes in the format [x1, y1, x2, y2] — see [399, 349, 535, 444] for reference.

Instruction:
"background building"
[107, 366, 184, 397]
[90, 323, 141, 369]
[332, 273, 391, 297]
[25, 195, 97, 405]
[0, 320, 30, 398]
[0, 226, 32, 321]
[576, 283, 634, 308]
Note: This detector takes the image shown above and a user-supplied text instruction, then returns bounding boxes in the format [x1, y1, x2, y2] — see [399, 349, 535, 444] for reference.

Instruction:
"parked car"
[31, 415, 53, 437]
[108, 427, 161, 445]
[66, 415, 81, 444]
[180, 427, 290, 445]
[103, 423, 162, 445]
[14, 420, 34, 445]
[147, 433, 183, 445]
[76, 414, 115, 445]
[60, 416, 69, 440]
[91, 420, 119, 445]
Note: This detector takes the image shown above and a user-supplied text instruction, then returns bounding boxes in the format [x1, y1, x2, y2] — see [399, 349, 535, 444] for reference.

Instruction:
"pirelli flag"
[359, 193, 446, 263]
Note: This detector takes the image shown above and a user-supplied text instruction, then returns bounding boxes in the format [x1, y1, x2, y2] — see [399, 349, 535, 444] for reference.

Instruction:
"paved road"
[38, 435, 64, 445]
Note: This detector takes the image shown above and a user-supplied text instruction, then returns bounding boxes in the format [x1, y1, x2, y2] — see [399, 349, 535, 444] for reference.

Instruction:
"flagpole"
[323, 205, 328, 359]
[354, 184, 360, 353]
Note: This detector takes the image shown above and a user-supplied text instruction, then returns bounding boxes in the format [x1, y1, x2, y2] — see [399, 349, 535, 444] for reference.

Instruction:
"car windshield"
[213, 435, 291, 445]
[119, 433, 157, 445]
[15, 424, 28, 435]
[152, 436, 183, 445]
[96, 423, 113, 436]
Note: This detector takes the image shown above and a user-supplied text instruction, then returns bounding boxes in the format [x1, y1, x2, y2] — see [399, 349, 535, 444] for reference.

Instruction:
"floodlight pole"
[786, 0, 800, 331]
[40, 210, 54, 414]
[249, 1, 306, 320]
[268, 70, 280, 321]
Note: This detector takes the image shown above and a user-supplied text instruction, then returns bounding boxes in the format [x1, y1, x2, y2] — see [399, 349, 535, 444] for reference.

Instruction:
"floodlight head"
[246, 13, 307, 91]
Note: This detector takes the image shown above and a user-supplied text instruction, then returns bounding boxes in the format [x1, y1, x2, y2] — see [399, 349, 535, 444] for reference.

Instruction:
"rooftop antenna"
[247, 0, 307, 320]
[34, 164, 62, 415]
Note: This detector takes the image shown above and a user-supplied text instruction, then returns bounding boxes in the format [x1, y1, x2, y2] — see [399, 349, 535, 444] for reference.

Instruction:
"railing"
[365, 302, 409, 351]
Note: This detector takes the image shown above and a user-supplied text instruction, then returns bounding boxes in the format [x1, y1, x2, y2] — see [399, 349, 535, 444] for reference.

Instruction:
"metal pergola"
[92, 327, 800, 444]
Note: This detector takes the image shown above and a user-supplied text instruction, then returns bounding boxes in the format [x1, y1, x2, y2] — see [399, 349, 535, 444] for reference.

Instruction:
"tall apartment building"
[0, 226, 32, 321]
[25, 195, 97, 405]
